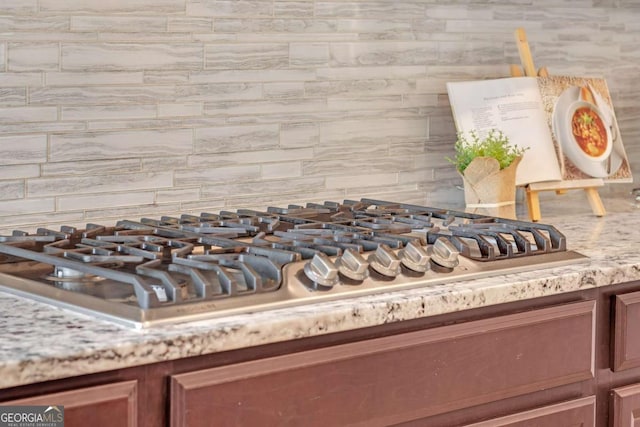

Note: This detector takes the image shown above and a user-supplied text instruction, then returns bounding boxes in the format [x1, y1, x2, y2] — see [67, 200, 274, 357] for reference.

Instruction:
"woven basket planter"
[460, 156, 522, 218]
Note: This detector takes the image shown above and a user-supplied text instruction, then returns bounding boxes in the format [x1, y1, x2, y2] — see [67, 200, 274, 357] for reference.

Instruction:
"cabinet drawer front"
[463, 396, 595, 427]
[171, 301, 595, 427]
[2, 380, 137, 427]
[614, 292, 640, 371]
[611, 382, 640, 427]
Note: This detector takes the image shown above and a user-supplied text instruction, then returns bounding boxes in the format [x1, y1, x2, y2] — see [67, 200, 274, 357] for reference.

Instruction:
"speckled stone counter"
[1, 192, 639, 390]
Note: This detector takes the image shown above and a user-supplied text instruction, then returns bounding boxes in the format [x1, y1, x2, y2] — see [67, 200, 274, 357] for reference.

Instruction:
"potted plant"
[448, 129, 528, 210]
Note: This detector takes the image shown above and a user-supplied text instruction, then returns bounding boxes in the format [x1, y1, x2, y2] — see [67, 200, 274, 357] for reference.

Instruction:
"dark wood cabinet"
[170, 301, 595, 427]
[463, 396, 595, 427]
[613, 291, 640, 371]
[611, 383, 640, 427]
[2, 380, 138, 427]
[608, 290, 640, 426]
[7, 281, 640, 426]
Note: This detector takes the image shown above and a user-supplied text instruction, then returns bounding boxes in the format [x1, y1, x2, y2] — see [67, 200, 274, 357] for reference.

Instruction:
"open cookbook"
[446, 75, 632, 186]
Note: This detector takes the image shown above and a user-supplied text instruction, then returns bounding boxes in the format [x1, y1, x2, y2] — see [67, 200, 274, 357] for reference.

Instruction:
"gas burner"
[0, 198, 588, 328]
[46, 266, 105, 283]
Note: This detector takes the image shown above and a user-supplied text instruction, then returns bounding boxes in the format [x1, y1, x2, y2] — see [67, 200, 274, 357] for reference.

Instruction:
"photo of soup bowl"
[564, 100, 612, 164]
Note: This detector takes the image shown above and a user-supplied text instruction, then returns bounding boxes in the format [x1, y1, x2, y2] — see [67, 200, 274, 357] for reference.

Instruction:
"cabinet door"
[463, 396, 595, 427]
[612, 383, 640, 427]
[613, 292, 640, 371]
[171, 301, 595, 427]
[2, 380, 137, 427]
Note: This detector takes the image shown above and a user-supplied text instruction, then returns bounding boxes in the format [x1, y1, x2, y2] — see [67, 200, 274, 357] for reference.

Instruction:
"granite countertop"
[1, 192, 639, 390]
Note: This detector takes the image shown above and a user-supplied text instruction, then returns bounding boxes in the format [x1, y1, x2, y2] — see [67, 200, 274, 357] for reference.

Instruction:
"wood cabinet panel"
[614, 292, 640, 371]
[612, 383, 640, 427]
[2, 380, 138, 427]
[463, 396, 595, 426]
[171, 301, 595, 427]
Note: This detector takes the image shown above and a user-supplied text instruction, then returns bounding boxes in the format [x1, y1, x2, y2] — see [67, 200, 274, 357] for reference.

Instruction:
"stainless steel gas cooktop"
[0, 199, 587, 328]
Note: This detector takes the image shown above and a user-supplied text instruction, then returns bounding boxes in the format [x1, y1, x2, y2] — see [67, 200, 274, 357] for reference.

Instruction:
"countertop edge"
[0, 259, 631, 390]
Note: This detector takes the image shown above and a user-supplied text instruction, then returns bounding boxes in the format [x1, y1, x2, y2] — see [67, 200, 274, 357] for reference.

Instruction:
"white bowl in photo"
[564, 100, 612, 164]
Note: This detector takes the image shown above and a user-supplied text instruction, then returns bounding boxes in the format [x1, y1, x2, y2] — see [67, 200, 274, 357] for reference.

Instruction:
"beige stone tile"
[144, 71, 190, 84]
[0, 16, 69, 31]
[330, 41, 438, 67]
[0, 198, 55, 216]
[0, 135, 47, 165]
[205, 43, 289, 70]
[203, 98, 325, 116]
[176, 82, 262, 101]
[316, 2, 426, 18]
[236, 32, 356, 42]
[319, 117, 427, 144]
[168, 17, 213, 32]
[316, 65, 426, 80]
[214, 18, 336, 33]
[50, 129, 193, 161]
[280, 123, 319, 148]
[0, 44, 5, 72]
[303, 157, 410, 177]
[62, 43, 203, 71]
[175, 165, 261, 185]
[305, 79, 414, 98]
[8, 42, 59, 71]
[61, 104, 157, 121]
[201, 176, 322, 199]
[142, 156, 189, 171]
[0, 0, 37, 14]
[187, 0, 273, 17]
[274, 2, 314, 17]
[0, 121, 86, 134]
[0, 211, 85, 233]
[45, 71, 144, 86]
[57, 191, 156, 211]
[0, 32, 97, 42]
[0, 181, 25, 200]
[0, 164, 40, 180]
[263, 82, 305, 99]
[30, 85, 177, 105]
[190, 69, 314, 83]
[42, 159, 142, 176]
[98, 32, 192, 42]
[326, 172, 398, 189]
[0, 106, 57, 123]
[327, 95, 403, 111]
[222, 188, 344, 210]
[0, 72, 43, 87]
[194, 124, 279, 153]
[28, 172, 173, 197]
[177, 199, 226, 213]
[313, 141, 387, 161]
[156, 188, 201, 203]
[261, 162, 303, 179]
[83, 202, 183, 220]
[0, 121, 86, 136]
[158, 103, 202, 117]
[336, 19, 413, 38]
[86, 117, 224, 131]
[40, 0, 184, 13]
[70, 16, 167, 32]
[290, 42, 329, 67]
[188, 147, 313, 167]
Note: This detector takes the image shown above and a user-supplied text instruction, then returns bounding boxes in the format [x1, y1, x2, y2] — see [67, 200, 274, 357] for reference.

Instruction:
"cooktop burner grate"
[0, 199, 588, 328]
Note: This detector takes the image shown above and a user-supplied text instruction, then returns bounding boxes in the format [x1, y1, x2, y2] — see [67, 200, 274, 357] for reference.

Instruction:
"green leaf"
[446, 129, 528, 173]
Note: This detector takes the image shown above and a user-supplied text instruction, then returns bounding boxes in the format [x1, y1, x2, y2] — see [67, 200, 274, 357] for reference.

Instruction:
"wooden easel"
[510, 28, 606, 222]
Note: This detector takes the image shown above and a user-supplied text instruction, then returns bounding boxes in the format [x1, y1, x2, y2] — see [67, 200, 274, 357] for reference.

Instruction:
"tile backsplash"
[1, 1, 639, 232]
